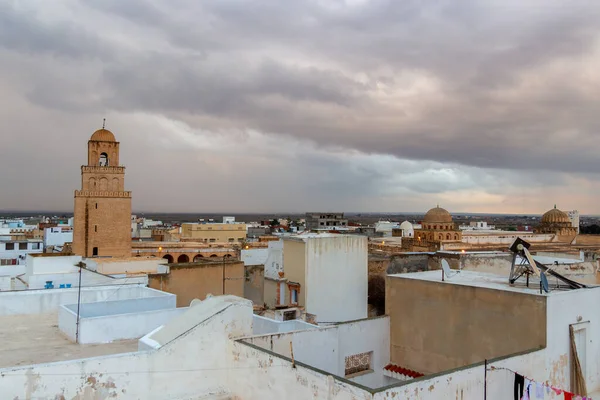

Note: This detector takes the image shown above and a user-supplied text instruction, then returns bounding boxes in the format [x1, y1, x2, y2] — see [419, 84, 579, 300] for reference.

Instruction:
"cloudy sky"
[1, 0, 599, 214]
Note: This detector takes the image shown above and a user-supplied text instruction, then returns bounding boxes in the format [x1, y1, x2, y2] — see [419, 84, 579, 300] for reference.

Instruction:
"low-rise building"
[283, 233, 367, 323]
[305, 212, 348, 231]
[181, 219, 247, 243]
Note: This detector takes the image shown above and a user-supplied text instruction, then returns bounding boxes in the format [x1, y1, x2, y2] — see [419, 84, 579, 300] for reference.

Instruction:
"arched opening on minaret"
[99, 152, 109, 166]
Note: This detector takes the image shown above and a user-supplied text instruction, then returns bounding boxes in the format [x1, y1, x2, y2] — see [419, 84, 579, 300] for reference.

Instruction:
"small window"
[32, 243, 40, 250]
[95, 203, 98, 209]
[19, 243, 27, 250]
[92, 247, 98, 256]
[95, 225, 98, 233]
[228, 238, 234, 242]
[283, 310, 296, 321]
[5, 243, 14, 250]
[99, 152, 109, 166]
[209, 238, 216, 243]
[345, 352, 373, 377]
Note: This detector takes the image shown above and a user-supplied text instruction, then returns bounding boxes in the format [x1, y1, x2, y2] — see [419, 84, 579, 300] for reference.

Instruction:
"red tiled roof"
[384, 363, 424, 378]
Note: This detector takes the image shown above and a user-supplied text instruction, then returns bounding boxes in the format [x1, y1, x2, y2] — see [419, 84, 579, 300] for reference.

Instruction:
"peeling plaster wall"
[242, 317, 392, 389]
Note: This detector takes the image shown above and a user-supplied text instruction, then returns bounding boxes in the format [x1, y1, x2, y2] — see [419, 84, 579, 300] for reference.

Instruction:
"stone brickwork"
[72, 129, 132, 258]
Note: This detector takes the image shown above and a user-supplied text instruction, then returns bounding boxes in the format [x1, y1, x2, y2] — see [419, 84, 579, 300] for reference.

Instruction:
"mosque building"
[534, 205, 579, 236]
[72, 127, 132, 258]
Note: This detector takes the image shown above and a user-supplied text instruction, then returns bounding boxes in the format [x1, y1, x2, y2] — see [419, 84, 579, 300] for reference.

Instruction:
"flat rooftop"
[0, 313, 137, 368]
[388, 270, 574, 295]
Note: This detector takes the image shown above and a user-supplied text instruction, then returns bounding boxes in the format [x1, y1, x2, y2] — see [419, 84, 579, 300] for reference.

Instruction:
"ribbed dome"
[90, 128, 116, 142]
[423, 206, 453, 223]
[400, 221, 413, 230]
[541, 206, 570, 224]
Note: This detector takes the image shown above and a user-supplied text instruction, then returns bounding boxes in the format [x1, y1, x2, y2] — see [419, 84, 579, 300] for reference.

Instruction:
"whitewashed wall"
[243, 317, 391, 389]
[305, 235, 368, 323]
[0, 297, 254, 400]
[263, 240, 284, 279]
[59, 305, 186, 344]
[240, 248, 269, 266]
[0, 284, 152, 315]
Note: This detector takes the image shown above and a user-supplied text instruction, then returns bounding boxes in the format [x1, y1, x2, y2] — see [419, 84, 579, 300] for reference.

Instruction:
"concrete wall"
[240, 248, 268, 266]
[243, 317, 392, 389]
[264, 240, 283, 279]
[25, 268, 147, 290]
[148, 261, 244, 307]
[386, 276, 547, 374]
[283, 239, 306, 306]
[0, 284, 154, 315]
[86, 258, 167, 275]
[384, 253, 431, 275]
[305, 236, 368, 323]
[63, 293, 175, 318]
[244, 265, 264, 305]
[0, 296, 255, 400]
[59, 303, 185, 344]
[252, 315, 315, 335]
[26, 254, 81, 276]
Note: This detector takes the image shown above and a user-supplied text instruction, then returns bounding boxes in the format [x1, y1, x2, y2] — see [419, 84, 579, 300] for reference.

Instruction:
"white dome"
[400, 221, 413, 230]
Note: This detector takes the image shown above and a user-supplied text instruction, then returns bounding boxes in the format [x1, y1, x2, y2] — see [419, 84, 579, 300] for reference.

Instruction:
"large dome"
[90, 128, 116, 142]
[423, 206, 453, 224]
[541, 206, 570, 224]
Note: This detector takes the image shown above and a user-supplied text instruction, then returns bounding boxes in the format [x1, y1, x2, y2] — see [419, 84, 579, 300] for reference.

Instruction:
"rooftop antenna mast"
[102, 118, 106, 129]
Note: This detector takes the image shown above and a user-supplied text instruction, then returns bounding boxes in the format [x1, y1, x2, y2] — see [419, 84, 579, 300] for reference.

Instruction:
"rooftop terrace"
[0, 313, 137, 368]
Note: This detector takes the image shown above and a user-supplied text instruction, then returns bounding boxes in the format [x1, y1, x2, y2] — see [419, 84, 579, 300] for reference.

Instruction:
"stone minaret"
[72, 128, 132, 258]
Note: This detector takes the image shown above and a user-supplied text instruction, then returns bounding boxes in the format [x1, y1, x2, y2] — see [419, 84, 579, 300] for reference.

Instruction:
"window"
[19, 243, 27, 250]
[228, 238, 234, 242]
[283, 310, 296, 321]
[99, 152, 109, 166]
[209, 238, 216, 243]
[291, 289, 298, 304]
[95, 225, 98, 233]
[5, 243, 14, 250]
[92, 247, 98, 256]
[345, 352, 373, 377]
[95, 203, 98, 209]
[32, 243, 40, 250]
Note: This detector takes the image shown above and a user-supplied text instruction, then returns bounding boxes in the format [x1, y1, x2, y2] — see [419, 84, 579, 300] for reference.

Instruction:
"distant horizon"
[0, 210, 596, 218]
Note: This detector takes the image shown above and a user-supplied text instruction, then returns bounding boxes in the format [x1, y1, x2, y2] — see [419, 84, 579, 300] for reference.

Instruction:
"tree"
[368, 275, 386, 316]
[270, 219, 280, 227]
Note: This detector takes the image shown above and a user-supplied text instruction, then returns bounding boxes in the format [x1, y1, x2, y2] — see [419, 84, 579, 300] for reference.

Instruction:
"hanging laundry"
[523, 379, 532, 400]
[535, 382, 544, 399]
[553, 387, 564, 395]
[563, 391, 573, 400]
[515, 373, 525, 400]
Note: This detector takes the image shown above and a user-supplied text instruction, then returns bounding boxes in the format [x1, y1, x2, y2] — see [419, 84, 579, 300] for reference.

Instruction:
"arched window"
[99, 152, 109, 166]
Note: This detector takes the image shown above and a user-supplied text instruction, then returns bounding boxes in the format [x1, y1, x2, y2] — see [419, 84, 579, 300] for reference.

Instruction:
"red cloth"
[563, 392, 573, 400]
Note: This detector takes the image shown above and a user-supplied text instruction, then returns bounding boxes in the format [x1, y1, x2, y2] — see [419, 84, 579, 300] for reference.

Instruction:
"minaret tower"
[72, 125, 132, 257]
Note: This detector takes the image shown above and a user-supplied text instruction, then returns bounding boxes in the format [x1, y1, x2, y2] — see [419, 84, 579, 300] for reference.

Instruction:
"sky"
[1, 0, 600, 214]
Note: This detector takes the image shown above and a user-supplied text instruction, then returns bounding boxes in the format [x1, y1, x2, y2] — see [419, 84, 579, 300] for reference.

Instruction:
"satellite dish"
[540, 271, 549, 293]
[441, 259, 459, 279]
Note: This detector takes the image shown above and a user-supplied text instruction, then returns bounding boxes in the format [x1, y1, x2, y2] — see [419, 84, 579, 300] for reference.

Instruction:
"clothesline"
[487, 365, 591, 400]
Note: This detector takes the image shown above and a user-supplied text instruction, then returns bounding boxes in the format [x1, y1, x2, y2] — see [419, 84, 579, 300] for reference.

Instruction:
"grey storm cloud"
[1, 0, 600, 212]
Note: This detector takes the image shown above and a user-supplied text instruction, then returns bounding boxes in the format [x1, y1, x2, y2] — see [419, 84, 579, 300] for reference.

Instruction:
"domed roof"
[541, 205, 570, 224]
[400, 221, 413, 230]
[423, 206, 453, 224]
[90, 128, 116, 142]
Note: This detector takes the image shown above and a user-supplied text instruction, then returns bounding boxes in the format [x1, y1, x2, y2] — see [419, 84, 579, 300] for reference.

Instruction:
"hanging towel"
[564, 392, 573, 400]
[515, 374, 525, 400]
[523, 379, 532, 400]
[553, 387, 564, 395]
[535, 383, 544, 399]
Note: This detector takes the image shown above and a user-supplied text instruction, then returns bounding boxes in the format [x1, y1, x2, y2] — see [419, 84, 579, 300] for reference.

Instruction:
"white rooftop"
[389, 270, 573, 296]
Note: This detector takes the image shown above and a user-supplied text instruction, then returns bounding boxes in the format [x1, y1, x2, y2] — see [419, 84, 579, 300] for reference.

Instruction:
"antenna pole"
[102, 118, 106, 129]
[75, 261, 83, 344]
[484, 359, 487, 400]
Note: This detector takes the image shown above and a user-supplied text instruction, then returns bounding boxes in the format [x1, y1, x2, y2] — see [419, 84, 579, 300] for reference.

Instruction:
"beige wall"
[264, 278, 278, 308]
[244, 265, 264, 306]
[386, 276, 547, 374]
[149, 261, 244, 307]
[73, 195, 131, 258]
[283, 239, 306, 306]
[181, 223, 247, 243]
